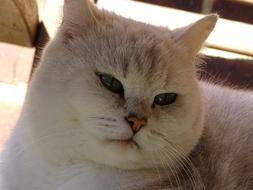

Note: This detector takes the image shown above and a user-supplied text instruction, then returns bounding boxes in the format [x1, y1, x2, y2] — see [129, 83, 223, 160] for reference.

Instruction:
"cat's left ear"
[173, 14, 218, 55]
[63, 0, 98, 26]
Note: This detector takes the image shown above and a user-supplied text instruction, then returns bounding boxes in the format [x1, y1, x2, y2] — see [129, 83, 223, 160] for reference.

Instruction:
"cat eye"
[99, 73, 124, 95]
[153, 93, 178, 106]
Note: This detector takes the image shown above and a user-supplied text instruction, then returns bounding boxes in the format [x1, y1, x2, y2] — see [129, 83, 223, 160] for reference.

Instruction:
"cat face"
[32, 0, 217, 169]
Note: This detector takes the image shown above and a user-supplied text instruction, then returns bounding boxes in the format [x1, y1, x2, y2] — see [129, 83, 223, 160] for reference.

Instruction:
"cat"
[1, 0, 253, 189]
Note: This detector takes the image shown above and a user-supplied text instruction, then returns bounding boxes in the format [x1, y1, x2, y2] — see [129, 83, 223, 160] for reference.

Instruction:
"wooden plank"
[201, 47, 253, 60]
[230, 0, 253, 6]
[0, 0, 39, 47]
[98, 0, 253, 57]
[212, 0, 253, 25]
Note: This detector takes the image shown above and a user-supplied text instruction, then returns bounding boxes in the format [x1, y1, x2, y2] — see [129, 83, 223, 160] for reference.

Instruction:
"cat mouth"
[108, 139, 140, 149]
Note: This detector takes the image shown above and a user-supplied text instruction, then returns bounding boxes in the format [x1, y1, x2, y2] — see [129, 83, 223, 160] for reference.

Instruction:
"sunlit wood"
[229, 0, 253, 6]
[0, 0, 39, 46]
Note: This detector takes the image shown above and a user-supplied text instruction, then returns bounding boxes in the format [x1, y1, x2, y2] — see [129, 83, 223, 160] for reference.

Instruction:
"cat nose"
[125, 114, 147, 134]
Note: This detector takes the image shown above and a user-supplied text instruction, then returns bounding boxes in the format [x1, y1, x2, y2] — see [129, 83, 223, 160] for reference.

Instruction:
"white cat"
[1, 0, 252, 189]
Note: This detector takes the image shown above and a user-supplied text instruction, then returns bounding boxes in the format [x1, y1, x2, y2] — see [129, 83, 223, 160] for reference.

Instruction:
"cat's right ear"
[172, 14, 218, 56]
[63, 0, 98, 26]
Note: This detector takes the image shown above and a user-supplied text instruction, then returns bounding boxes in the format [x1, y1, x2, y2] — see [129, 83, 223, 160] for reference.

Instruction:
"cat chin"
[107, 139, 140, 149]
[81, 140, 146, 170]
[80, 138, 173, 171]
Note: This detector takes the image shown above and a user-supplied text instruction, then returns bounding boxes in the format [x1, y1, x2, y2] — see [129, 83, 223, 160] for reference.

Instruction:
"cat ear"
[173, 14, 218, 55]
[63, 0, 98, 26]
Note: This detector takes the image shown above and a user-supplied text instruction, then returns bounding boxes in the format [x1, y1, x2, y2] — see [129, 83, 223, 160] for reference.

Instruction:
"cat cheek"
[99, 91, 124, 109]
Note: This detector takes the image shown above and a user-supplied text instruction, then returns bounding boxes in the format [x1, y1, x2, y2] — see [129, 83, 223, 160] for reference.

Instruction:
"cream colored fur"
[1, 0, 252, 189]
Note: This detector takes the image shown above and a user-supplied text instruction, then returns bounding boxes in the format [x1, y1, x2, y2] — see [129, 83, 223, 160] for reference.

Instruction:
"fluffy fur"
[1, 0, 252, 189]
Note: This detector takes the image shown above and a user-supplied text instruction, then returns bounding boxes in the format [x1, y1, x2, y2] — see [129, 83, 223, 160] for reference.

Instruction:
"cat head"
[30, 0, 217, 170]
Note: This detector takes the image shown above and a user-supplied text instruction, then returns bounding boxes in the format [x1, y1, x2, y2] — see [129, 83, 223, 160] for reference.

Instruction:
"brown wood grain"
[0, 0, 39, 47]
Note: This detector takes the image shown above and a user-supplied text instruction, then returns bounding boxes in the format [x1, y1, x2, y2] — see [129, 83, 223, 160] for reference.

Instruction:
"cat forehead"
[61, 2, 217, 84]
[65, 16, 187, 74]
[60, 10, 193, 85]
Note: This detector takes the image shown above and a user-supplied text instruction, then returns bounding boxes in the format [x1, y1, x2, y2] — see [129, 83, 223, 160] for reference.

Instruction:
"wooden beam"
[0, 0, 39, 47]
[229, 0, 253, 6]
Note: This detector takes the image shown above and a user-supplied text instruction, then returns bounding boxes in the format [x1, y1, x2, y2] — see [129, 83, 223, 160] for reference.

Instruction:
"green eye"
[99, 74, 124, 95]
[153, 93, 178, 106]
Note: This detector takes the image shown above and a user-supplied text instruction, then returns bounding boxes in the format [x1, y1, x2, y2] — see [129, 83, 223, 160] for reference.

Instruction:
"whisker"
[138, 135, 163, 188]
[150, 130, 204, 189]
[150, 153, 163, 189]
[140, 132, 180, 187]
[170, 143, 205, 190]
[163, 147, 197, 190]
[100, 124, 117, 128]
[162, 149, 189, 188]
[156, 150, 181, 188]
[163, 140, 203, 189]
[88, 116, 117, 122]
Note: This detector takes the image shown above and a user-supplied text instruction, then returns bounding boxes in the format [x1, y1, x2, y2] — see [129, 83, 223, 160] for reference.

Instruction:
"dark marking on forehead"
[62, 31, 74, 45]
[119, 39, 166, 80]
[139, 43, 165, 77]
[120, 32, 139, 77]
[146, 44, 161, 74]
[90, 17, 170, 80]
[122, 54, 129, 78]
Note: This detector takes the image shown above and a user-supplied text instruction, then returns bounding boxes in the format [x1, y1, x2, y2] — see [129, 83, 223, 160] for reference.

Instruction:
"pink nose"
[125, 115, 147, 133]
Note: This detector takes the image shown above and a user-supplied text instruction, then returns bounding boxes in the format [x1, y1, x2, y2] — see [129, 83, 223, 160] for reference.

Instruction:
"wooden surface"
[0, 0, 39, 47]
[0, 43, 35, 83]
[98, 0, 253, 58]
[231, 0, 253, 6]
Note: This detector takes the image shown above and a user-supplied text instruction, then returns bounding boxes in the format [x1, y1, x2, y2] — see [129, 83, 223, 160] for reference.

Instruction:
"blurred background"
[0, 0, 253, 151]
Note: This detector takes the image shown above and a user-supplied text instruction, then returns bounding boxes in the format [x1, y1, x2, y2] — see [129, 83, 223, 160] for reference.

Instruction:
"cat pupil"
[99, 74, 124, 95]
[154, 93, 178, 106]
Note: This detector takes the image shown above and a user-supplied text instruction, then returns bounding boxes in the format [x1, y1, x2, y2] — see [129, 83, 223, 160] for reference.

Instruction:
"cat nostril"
[129, 121, 135, 127]
[125, 115, 147, 134]
[125, 117, 134, 127]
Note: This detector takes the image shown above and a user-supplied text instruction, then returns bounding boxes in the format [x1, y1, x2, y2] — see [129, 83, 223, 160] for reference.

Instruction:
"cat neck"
[53, 161, 179, 190]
